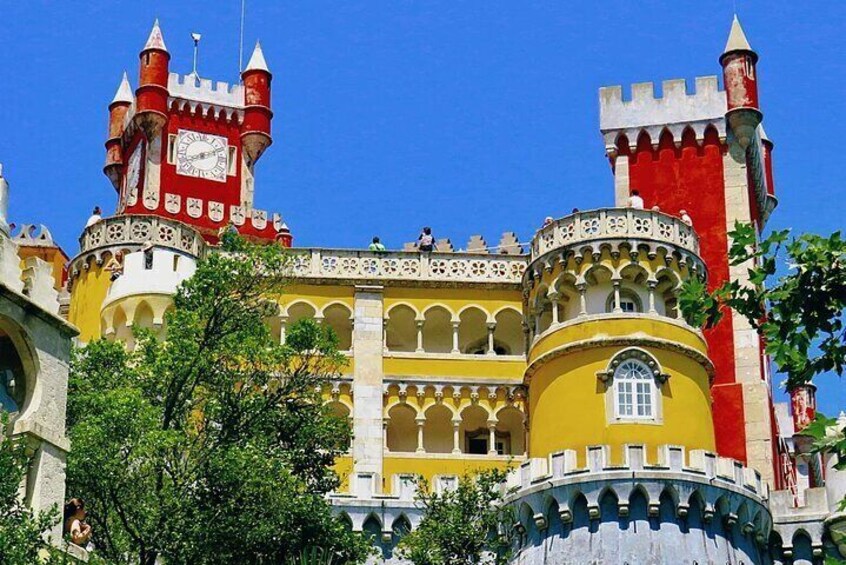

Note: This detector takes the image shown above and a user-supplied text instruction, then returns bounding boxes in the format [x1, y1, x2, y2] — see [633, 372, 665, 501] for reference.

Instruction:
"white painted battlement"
[599, 77, 727, 149]
[168, 72, 245, 110]
[0, 233, 61, 316]
[104, 248, 196, 307]
[507, 443, 767, 500]
[770, 487, 830, 518]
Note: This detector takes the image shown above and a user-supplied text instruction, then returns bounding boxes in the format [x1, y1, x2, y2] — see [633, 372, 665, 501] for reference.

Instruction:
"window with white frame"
[613, 358, 654, 419]
[605, 289, 642, 314]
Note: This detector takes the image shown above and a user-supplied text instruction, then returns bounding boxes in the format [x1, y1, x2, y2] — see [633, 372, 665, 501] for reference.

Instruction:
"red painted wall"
[620, 126, 747, 462]
[121, 108, 281, 244]
[159, 109, 244, 211]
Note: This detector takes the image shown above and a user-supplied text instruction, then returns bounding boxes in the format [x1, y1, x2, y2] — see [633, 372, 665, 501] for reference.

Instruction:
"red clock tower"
[103, 20, 291, 245]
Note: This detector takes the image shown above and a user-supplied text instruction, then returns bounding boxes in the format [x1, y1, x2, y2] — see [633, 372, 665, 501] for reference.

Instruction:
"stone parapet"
[507, 443, 767, 501]
[69, 215, 206, 281]
[769, 487, 830, 560]
[168, 72, 245, 112]
[530, 207, 701, 264]
[287, 248, 527, 288]
[507, 443, 773, 565]
[599, 77, 727, 152]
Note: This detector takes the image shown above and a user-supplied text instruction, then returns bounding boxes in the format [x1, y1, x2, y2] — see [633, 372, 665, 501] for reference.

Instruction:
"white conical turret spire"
[724, 15, 753, 54]
[143, 18, 168, 52]
[244, 41, 269, 72]
[111, 71, 134, 104]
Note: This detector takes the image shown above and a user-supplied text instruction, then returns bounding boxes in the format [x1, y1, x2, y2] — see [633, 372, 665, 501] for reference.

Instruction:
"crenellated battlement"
[0, 231, 62, 316]
[769, 487, 831, 559]
[599, 76, 727, 151]
[167, 72, 245, 110]
[507, 443, 767, 500]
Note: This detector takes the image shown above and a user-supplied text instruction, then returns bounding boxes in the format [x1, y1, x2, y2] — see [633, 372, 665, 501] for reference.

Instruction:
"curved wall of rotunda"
[522, 209, 714, 461]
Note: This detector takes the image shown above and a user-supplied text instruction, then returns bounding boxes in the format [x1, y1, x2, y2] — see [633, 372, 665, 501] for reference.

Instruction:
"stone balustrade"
[287, 248, 527, 287]
[70, 215, 205, 279]
[507, 443, 766, 500]
[530, 207, 700, 261]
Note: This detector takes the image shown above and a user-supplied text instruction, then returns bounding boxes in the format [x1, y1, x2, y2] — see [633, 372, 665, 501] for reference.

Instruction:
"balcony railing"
[531, 208, 699, 260]
[70, 215, 206, 277]
[287, 249, 527, 286]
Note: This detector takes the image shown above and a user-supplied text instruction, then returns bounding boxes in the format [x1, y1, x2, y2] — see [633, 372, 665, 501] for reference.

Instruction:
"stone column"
[383, 419, 389, 452]
[415, 417, 425, 453]
[488, 422, 498, 455]
[382, 318, 388, 352]
[613, 154, 631, 207]
[279, 316, 287, 345]
[415, 320, 424, 353]
[577, 283, 587, 316]
[549, 292, 560, 325]
[723, 141, 773, 487]
[452, 420, 462, 454]
[352, 286, 385, 477]
[612, 280, 622, 313]
[451, 321, 460, 354]
[486, 322, 496, 356]
[647, 281, 657, 315]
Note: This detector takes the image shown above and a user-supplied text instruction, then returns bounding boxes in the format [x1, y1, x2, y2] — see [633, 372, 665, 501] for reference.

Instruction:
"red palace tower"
[102, 20, 291, 245]
[599, 16, 782, 486]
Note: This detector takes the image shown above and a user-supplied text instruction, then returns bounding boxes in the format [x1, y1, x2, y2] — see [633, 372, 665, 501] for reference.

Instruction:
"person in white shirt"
[85, 206, 102, 228]
[628, 190, 644, 209]
[680, 209, 693, 227]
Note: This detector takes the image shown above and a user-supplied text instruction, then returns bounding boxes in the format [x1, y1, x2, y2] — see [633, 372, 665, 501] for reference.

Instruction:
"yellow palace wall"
[68, 261, 112, 342]
[526, 318, 715, 464]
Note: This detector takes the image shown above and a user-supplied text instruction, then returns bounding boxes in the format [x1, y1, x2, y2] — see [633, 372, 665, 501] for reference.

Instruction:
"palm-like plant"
[286, 547, 336, 565]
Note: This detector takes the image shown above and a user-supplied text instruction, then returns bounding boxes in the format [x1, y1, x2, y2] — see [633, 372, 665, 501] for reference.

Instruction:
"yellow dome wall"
[526, 320, 715, 464]
[68, 260, 112, 342]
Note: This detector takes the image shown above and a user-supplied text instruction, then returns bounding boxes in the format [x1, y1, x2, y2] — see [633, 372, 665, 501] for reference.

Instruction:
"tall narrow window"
[167, 135, 177, 164]
[228, 146, 237, 175]
[614, 359, 654, 419]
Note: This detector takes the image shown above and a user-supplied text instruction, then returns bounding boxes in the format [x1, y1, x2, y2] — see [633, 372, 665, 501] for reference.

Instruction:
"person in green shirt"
[369, 236, 386, 252]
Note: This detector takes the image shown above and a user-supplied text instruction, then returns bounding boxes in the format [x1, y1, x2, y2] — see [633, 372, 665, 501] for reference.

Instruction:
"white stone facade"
[0, 184, 76, 545]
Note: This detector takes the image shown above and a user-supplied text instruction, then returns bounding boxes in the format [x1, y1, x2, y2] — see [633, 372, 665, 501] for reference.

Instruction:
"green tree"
[680, 223, 845, 388]
[0, 413, 61, 565]
[681, 223, 846, 508]
[398, 468, 515, 565]
[67, 235, 371, 564]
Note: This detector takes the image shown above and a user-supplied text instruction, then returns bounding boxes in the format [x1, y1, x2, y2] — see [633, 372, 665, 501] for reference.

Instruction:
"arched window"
[614, 358, 654, 419]
[605, 289, 642, 313]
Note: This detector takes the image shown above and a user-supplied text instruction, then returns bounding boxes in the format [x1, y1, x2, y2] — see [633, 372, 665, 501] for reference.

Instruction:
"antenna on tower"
[191, 32, 202, 77]
[238, 0, 247, 73]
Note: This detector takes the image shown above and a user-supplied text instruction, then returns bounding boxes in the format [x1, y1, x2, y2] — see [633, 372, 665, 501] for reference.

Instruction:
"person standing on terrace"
[369, 236, 386, 252]
[418, 227, 436, 252]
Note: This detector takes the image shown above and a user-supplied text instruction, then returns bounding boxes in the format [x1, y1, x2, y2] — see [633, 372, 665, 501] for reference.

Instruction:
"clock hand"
[187, 150, 217, 162]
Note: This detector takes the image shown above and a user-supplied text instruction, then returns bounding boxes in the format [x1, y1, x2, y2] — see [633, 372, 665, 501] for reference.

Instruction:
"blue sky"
[0, 2, 843, 415]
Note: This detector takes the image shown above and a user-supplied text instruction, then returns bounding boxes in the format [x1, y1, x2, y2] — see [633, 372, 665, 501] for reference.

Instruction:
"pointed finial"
[111, 71, 134, 105]
[724, 15, 753, 54]
[244, 41, 269, 73]
[143, 18, 168, 52]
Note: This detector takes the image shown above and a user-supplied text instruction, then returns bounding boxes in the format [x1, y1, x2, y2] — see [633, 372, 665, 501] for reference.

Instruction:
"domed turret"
[523, 208, 714, 460]
[720, 15, 762, 148]
[104, 72, 134, 190]
[134, 19, 170, 140]
[240, 41, 273, 165]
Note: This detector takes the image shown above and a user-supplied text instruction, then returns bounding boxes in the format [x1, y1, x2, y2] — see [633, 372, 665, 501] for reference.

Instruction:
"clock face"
[126, 142, 143, 192]
[175, 130, 229, 183]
